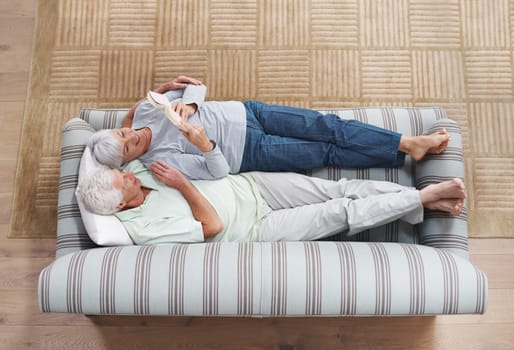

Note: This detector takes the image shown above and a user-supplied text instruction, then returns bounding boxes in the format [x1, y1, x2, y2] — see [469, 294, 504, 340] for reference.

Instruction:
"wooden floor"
[1, 1, 513, 349]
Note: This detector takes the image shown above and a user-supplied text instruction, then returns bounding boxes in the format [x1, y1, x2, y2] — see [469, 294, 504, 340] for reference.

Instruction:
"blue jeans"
[240, 101, 405, 172]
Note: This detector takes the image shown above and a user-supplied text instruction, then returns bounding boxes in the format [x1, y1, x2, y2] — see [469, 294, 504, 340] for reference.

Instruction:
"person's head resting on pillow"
[76, 166, 143, 215]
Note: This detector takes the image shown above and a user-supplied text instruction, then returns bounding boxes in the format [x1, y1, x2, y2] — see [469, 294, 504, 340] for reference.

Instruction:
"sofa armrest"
[56, 118, 98, 257]
[79, 109, 127, 130]
[414, 119, 468, 259]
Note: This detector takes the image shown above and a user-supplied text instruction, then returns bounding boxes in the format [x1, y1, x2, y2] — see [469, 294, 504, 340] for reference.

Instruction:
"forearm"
[176, 181, 224, 238]
[182, 84, 207, 109]
[180, 123, 230, 179]
[125, 76, 203, 127]
[161, 84, 206, 109]
[202, 145, 231, 179]
[150, 160, 223, 237]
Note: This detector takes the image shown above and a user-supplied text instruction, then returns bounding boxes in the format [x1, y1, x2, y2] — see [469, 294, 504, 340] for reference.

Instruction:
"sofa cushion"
[57, 107, 468, 258]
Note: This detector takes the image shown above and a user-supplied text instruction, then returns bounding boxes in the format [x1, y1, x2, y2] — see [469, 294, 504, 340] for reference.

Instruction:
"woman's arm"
[171, 83, 208, 120]
[122, 75, 203, 128]
[178, 122, 231, 179]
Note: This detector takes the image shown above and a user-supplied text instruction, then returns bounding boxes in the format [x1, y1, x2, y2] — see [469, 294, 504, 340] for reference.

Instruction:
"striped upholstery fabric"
[39, 242, 487, 315]
[41, 107, 487, 315]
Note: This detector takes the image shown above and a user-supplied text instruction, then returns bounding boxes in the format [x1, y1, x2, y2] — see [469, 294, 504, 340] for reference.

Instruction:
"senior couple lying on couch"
[78, 75, 461, 246]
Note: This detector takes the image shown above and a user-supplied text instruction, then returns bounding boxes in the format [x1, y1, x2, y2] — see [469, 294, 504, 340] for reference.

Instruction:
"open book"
[146, 90, 185, 130]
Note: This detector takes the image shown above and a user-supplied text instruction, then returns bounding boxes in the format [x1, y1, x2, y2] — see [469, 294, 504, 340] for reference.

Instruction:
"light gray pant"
[248, 172, 423, 242]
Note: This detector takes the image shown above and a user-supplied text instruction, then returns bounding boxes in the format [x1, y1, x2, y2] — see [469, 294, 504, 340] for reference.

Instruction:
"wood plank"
[0, 72, 29, 102]
[0, 101, 24, 159]
[0, 289, 92, 327]
[0, 0, 36, 18]
[435, 289, 514, 325]
[471, 254, 514, 289]
[468, 238, 514, 255]
[0, 232, 56, 257]
[0, 160, 17, 193]
[0, 194, 14, 228]
[0, 17, 35, 73]
[0, 257, 53, 288]
[1, 323, 513, 350]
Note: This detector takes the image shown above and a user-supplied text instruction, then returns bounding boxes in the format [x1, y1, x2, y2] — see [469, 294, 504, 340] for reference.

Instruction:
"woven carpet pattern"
[10, 0, 514, 238]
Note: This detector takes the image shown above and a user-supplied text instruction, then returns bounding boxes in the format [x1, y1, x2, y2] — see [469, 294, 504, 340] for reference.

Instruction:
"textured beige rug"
[10, 0, 514, 238]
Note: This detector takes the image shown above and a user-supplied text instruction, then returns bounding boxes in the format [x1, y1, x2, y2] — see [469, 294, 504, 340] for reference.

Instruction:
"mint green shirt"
[115, 160, 261, 244]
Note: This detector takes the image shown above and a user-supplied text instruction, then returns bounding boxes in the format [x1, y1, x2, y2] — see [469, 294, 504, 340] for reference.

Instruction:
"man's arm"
[122, 75, 203, 128]
[149, 160, 224, 238]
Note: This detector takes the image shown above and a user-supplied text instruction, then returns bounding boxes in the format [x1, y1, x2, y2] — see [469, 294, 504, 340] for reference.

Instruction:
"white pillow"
[76, 147, 134, 246]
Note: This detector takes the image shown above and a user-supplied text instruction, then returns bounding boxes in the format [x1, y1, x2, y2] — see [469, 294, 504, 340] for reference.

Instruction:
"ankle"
[398, 136, 413, 155]
[419, 186, 435, 204]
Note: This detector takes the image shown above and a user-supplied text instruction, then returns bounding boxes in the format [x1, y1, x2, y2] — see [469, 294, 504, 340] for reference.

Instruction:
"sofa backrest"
[55, 107, 467, 259]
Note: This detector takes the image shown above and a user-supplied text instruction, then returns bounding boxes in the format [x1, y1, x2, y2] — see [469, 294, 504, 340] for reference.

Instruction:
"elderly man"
[76, 159, 465, 245]
[87, 76, 450, 180]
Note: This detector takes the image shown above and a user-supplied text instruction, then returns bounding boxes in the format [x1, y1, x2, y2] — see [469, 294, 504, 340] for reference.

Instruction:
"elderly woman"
[88, 76, 449, 180]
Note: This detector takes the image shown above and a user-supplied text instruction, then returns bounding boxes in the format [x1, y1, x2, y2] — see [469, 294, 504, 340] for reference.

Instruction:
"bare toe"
[427, 129, 450, 155]
[425, 198, 463, 216]
[419, 178, 466, 204]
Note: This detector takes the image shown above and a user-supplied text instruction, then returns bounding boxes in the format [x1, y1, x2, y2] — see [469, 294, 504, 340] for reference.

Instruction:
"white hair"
[76, 167, 123, 215]
[88, 129, 124, 168]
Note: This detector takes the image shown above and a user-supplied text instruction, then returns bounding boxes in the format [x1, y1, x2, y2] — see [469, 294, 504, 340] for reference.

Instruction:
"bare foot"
[420, 178, 466, 203]
[425, 198, 464, 216]
[400, 129, 450, 161]
[427, 129, 449, 154]
[419, 178, 466, 215]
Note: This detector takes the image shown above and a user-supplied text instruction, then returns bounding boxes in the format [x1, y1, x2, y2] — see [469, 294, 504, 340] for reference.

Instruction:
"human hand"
[172, 101, 197, 121]
[150, 160, 188, 189]
[156, 75, 202, 93]
[180, 123, 213, 153]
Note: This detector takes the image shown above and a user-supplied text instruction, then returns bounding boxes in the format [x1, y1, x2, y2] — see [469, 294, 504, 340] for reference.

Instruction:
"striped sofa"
[38, 107, 488, 316]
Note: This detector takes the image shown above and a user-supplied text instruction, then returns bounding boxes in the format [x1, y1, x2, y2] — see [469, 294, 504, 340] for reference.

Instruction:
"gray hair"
[88, 129, 124, 168]
[76, 167, 123, 215]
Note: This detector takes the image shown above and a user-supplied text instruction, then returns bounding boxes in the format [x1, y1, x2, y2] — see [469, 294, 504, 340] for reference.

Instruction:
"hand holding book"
[147, 91, 186, 131]
[147, 90, 213, 152]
